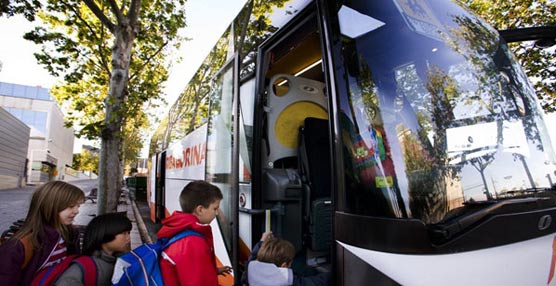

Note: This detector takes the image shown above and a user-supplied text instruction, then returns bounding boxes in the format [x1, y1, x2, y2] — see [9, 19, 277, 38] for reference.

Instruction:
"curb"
[130, 198, 153, 244]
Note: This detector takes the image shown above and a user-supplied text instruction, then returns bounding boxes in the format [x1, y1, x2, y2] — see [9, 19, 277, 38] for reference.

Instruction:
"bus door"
[148, 154, 156, 222]
[155, 151, 166, 222]
[253, 2, 333, 276]
[205, 52, 239, 286]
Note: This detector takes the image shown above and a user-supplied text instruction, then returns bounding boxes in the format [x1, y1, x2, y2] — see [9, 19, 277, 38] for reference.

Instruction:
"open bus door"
[155, 151, 166, 223]
[148, 154, 156, 223]
[203, 51, 240, 286]
[231, 52, 241, 286]
[248, 2, 335, 282]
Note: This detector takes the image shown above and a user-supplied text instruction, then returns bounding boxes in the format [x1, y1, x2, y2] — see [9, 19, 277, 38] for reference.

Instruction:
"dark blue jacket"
[0, 225, 80, 286]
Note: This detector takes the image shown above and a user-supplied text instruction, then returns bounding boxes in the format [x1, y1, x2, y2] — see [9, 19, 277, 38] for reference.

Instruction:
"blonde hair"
[14, 181, 85, 250]
[256, 237, 295, 267]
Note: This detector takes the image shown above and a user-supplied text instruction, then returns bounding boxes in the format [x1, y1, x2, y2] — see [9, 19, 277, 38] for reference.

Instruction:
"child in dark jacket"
[246, 232, 330, 286]
[0, 181, 85, 286]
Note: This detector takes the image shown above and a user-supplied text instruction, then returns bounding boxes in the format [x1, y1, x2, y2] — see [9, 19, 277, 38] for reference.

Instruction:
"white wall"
[1, 93, 74, 183]
[0, 108, 30, 189]
[47, 104, 74, 180]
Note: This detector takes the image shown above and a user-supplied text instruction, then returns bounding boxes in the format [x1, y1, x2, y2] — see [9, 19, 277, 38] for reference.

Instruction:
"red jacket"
[157, 211, 217, 286]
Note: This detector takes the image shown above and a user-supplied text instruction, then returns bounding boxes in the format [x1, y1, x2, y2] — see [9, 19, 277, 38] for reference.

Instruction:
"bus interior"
[255, 10, 332, 274]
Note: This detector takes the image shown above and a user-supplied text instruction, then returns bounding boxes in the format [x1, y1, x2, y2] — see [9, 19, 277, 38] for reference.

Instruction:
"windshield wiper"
[430, 197, 551, 241]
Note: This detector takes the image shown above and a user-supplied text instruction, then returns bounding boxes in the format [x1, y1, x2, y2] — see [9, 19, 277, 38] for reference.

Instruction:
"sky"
[0, 0, 247, 155]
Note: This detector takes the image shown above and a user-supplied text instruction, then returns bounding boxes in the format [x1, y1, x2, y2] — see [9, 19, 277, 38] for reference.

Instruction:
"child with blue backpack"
[157, 180, 232, 285]
[55, 212, 132, 286]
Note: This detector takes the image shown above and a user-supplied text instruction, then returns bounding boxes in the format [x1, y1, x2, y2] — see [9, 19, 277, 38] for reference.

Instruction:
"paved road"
[0, 186, 35, 233]
[0, 180, 98, 233]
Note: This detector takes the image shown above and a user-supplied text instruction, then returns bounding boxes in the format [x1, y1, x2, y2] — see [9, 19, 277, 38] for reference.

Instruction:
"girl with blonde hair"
[0, 181, 85, 285]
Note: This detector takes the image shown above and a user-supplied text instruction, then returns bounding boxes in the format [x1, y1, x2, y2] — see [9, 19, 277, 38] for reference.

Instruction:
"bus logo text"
[166, 143, 206, 170]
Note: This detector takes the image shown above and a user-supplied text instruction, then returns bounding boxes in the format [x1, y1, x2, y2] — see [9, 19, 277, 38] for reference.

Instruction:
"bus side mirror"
[498, 26, 556, 49]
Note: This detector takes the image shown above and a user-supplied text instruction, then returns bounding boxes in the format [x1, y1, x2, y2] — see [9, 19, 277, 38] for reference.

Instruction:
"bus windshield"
[334, 0, 556, 224]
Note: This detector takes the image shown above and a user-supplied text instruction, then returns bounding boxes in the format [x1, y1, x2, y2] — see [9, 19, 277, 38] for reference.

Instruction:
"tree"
[73, 149, 100, 174]
[0, 0, 40, 20]
[17, 0, 186, 213]
[460, 0, 556, 112]
[122, 114, 147, 167]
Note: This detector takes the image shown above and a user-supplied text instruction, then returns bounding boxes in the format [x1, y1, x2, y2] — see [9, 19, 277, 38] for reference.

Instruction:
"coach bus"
[147, 0, 556, 285]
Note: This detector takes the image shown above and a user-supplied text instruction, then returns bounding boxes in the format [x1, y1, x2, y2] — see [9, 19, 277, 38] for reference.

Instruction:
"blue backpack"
[111, 229, 202, 286]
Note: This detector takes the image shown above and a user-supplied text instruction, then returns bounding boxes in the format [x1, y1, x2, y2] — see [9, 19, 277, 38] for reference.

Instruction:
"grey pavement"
[134, 197, 161, 242]
[0, 185, 35, 233]
[0, 180, 147, 249]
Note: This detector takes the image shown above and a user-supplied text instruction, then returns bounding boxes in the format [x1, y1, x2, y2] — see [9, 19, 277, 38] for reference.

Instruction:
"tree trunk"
[98, 22, 135, 214]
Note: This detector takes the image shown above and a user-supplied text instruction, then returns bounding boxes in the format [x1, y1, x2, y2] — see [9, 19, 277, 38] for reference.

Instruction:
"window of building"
[0, 82, 52, 100]
[6, 108, 48, 134]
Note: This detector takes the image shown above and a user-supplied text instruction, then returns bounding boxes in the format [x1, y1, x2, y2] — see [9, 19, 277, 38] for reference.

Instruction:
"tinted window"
[330, 0, 556, 223]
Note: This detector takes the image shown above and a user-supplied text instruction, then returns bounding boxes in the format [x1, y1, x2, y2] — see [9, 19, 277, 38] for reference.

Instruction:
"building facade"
[0, 82, 74, 184]
[0, 107, 30, 189]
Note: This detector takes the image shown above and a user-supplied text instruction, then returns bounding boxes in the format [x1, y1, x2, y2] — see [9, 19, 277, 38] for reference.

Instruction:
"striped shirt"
[40, 237, 67, 270]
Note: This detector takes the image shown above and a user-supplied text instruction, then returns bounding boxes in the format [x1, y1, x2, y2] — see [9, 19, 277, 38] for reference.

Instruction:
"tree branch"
[96, 29, 112, 75]
[128, 0, 141, 28]
[57, 0, 111, 75]
[82, 0, 116, 32]
[128, 41, 168, 81]
[120, 0, 129, 14]
[106, 0, 124, 25]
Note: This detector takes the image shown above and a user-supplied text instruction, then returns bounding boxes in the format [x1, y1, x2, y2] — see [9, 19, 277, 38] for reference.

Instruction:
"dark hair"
[82, 212, 132, 255]
[15, 181, 85, 250]
[179, 180, 223, 213]
[256, 238, 295, 267]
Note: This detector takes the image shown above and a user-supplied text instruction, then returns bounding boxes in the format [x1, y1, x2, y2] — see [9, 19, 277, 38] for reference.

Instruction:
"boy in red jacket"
[157, 180, 232, 286]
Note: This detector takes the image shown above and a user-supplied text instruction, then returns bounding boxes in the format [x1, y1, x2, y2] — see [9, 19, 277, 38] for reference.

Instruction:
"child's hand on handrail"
[261, 231, 274, 242]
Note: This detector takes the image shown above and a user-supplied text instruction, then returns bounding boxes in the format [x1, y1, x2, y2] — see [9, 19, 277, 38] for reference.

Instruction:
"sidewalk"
[74, 189, 145, 249]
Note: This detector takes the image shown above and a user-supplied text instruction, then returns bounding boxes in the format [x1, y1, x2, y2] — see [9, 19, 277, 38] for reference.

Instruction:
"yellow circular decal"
[275, 101, 327, 148]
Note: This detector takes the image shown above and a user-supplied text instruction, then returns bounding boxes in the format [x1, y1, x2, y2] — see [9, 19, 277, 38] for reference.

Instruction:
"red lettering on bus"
[185, 147, 192, 166]
[165, 142, 207, 170]
[166, 155, 174, 170]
